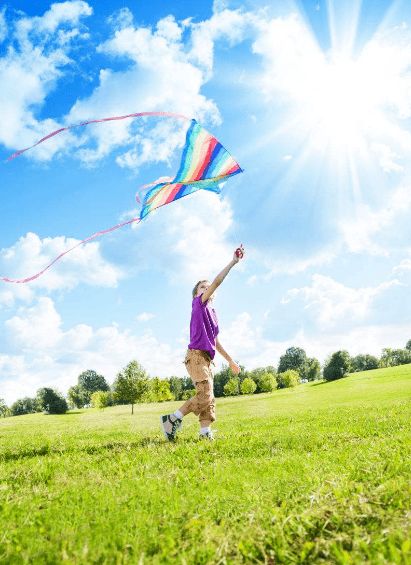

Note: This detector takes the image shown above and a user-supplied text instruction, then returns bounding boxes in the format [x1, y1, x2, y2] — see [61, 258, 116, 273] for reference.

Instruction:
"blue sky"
[1, 0, 411, 403]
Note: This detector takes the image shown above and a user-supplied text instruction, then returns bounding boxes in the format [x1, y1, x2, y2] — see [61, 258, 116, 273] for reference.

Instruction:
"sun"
[296, 49, 394, 160]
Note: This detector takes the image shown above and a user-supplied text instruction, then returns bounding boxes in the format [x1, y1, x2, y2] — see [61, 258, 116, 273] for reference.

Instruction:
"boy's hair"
[192, 280, 207, 298]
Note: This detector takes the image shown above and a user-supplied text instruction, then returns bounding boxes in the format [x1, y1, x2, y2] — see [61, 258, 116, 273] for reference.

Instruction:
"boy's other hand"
[229, 361, 241, 375]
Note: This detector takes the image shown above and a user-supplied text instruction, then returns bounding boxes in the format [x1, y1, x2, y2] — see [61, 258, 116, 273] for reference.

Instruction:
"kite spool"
[235, 245, 244, 259]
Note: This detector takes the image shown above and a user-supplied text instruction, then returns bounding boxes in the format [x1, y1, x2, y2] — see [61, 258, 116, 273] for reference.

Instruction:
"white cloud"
[5, 297, 62, 349]
[107, 7, 133, 31]
[249, 247, 337, 284]
[189, 9, 249, 73]
[0, 1, 92, 158]
[219, 311, 261, 361]
[0, 284, 33, 309]
[1, 296, 185, 404]
[15, 1, 92, 38]
[213, 310, 411, 371]
[0, 232, 123, 298]
[65, 14, 221, 166]
[340, 184, 411, 254]
[136, 312, 155, 322]
[371, 143, 403, 173]
[0, 7, 7, 43]
[241, 323, 411, 370]
[160, 191, 238, 283]
[122, 189, 238, 282]
[251, 13, 324, 104]
[393, 249, 411, 274]
[394, 259, 411, 273]
[282, 274, 401, 328]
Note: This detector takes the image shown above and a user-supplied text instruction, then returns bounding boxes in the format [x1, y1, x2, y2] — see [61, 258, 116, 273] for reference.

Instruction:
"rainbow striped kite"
[2, 113, 243, 283]
[139, 119, 242, 219]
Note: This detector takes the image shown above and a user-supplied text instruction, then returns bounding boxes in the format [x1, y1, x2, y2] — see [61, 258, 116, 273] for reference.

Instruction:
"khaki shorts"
[184, 349, 214, 382]
[181, 349, 216, 425]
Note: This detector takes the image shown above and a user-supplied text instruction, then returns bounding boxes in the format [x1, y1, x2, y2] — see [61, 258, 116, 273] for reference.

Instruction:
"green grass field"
[1, 366, 410, 564]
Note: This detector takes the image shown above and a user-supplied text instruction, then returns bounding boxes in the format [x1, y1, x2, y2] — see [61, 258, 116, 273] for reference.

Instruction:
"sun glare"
[306, 55, 384, 150]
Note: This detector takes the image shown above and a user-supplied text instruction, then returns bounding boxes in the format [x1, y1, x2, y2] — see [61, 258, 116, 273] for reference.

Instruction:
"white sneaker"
[160, 414, 182, 441]
[199, 430, 215, 441]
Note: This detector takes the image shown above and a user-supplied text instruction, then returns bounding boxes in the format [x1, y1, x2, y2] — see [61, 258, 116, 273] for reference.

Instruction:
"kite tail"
[6, 111, 189, 161]
[0, 217, 141, 284]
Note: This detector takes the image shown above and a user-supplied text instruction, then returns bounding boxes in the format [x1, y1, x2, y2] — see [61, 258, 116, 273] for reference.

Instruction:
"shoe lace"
[171, 418, 181, 434]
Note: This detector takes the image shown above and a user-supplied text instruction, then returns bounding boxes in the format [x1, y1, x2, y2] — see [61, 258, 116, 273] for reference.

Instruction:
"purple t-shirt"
[188, 295, 219, 359]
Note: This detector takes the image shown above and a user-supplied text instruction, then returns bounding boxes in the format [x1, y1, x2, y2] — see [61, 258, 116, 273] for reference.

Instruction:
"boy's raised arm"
[201, 245, 244, 303]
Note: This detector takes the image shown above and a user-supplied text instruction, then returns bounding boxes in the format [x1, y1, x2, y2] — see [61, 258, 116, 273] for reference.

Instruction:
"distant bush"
[36, 388, 68, 414]
[10, 397, 38, 416]
[224, 378, 240, 396]
[278, 347, 307, 375]
[67, 385, 89, 409]
[258, 372, 277, 392]
[214, 365, 234, 397]
[240, 377, 257, 395]
[145, 378, 174, 402]
[0, 398, 8, 418]
[323, 351, 351, 381]
[379, 348, 411, 368]
[301, 357, 321, 381]
[277, 370, 300, 388]
[351, 354, 379, 372]
[90, 391, 112, 409]
[248, 368, 277, 393]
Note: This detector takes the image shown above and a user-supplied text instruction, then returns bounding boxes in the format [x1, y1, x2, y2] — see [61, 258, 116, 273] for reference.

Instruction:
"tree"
[240, 377, 257, 395]
[224, 377, 240, 396]
[301, 358, 321, 381]
[67, 385, 88, 409]
[10, 397, 38, 416]
[249, 368, 277, 393]
[323, 351, 352, 381]
[278, 347, 307, 376]
[77, 370, 109, 404]
[167, 376, 184, 401]
[252, 371, 277, 392]
[351, 354, 379, 372]
[146, 378, 174, 402]
[379, 348, 411, 368]
[214, 365, 234, 397]
[0, 398, 8, 418]
[90, 391, 112, 409]
[277, 370, 300, 388]
[113, 360, 150, 414]
[406, 340, 411, 351]
[36, 388, 68, 414]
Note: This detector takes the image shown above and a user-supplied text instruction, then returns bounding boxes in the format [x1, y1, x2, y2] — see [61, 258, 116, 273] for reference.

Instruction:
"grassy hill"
[1, 366, 410, 564]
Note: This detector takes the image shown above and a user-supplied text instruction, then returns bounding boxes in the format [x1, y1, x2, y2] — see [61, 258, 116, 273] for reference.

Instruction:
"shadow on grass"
[0, 436, 172, 462]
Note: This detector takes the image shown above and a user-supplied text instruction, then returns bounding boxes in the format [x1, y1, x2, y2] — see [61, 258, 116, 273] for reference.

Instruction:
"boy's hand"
[229, 360, 241, 375]
[234, 244, 245, 263]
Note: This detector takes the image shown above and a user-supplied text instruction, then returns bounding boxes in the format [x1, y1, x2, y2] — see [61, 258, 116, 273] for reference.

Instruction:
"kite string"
[0, 217, 141, 284]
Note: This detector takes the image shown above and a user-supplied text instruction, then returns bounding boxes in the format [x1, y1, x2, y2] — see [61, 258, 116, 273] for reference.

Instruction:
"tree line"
[1, 339, 411, 417]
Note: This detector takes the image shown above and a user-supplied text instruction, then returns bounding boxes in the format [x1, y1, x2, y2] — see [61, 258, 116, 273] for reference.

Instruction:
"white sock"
[200, 426, 211, 435]
[172, 410, 183, 421]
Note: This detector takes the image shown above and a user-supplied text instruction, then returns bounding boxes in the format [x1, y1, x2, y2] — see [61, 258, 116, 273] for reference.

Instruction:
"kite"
[1, 112, 243, 283]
